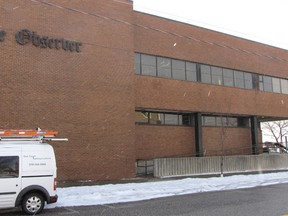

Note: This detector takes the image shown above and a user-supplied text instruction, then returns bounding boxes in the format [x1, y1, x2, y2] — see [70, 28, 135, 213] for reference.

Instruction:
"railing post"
[251, 116, 259, 154]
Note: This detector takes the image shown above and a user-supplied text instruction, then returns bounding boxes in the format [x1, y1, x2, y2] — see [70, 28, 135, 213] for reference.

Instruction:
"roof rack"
[0, 128, 68, 142]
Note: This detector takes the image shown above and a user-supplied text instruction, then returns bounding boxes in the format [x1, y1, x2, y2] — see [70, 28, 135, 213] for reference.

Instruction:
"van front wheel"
[21, 193, 45, 215]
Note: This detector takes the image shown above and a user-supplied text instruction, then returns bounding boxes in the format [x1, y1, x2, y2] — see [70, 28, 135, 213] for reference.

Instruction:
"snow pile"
[48, 172, 288, 208]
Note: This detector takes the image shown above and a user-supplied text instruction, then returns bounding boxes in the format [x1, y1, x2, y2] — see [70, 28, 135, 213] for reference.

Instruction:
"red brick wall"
[135, 125, 195, 159]
[134, 12, 288, 78]
[0, 0, 135, 181]
[202, 127, 252, 156]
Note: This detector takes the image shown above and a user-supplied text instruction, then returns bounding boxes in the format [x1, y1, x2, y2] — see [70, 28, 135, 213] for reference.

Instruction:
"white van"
[0, 129, 66, 215]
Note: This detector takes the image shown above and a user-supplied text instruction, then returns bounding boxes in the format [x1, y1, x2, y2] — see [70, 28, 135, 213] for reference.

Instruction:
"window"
[281, 79, 288, 94]
[211, 66, 223, 85]
[223, 68, 234, 87]
[135, 111, 149, 123]
[244, 72, 253, 89]
[0, 156, 19, 178]
[157, 57, 172, 78]
[150, 113, 164, 125]
[135, 53, 288, 96]
[172, 60, 186, 80]
[135, 111, 192, 126]
[202, 116, 216, 126]
[164, 114, 178, 125]
[234, 71, 245, 88]
[186, 62, 197, 81]
[179, 114, 192, 126]
[141, 54, 157, 76]
[202, 115, 250, 128]
[272, 77, 281, 93]
[200, 64, 211, 84]
[263, 76, 273, 92]
[135, 53, 141, 74]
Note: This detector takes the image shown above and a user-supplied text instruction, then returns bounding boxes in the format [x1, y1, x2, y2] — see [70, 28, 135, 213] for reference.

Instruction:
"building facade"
[1, 0, 288, 182]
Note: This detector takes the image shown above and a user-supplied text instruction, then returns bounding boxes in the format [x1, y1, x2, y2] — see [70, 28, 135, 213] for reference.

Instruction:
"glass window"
[223, 68, 234, 87]
[272, 77, 281, 93]
[200, 65, 211, 84]
[258, 75, 264, 91]
[216, 117, 223, 126]
[179, 114, 192, 126]
[0, 156, 19, 178]
[135, 111, 149, 123]
[186, 62, 197, 81]
[244, 72, 253, 89]
[238, 118, 250, 127]
[157, 57, 172, 78]
[234, 71, 245, 88]
[225, 117, 238, 127]
[281, 79, 288, 94]
[164, 114, 178, 125]
[150, 113, 164, 125]
[211, 66, 223, 85]
[134, 53, 141, 74]
[141, 54, 157, 76]
[172, 60, 186, 80]
[263, 76, 273, 92]
[202, 116, 216, 126]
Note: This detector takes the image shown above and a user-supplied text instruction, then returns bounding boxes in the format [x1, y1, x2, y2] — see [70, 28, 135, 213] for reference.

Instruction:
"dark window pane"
[186, 62, 197, 81]
[165, 114, 178, 125]
[211, 66, 223, 85]
[0, 156, 19, 178]
[135, 111, 149, 123]
[238, 118, 250, 127]
[180, 114, 191, 126]
[281, 79, 288, 94]
[157, 57, 172, 78]
[234, 71, 244, 88]
[263, 76, 273, 92]
[135, 53, 141, 74]
[150, 113, 164, 125]
[223, 68, 234, 87]
[272, 77, 281, 93]
[200, 65, 211, 84]
[141, 54, 157, 76]
[244, 72, 253, 89]
[172, 60, 186, 80]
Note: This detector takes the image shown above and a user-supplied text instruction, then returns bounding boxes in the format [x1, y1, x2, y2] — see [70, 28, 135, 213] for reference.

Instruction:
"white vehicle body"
[0, 141, 58, 214]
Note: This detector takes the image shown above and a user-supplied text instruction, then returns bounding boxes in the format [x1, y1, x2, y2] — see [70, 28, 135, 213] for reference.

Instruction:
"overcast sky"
[133, 0, 288, 50]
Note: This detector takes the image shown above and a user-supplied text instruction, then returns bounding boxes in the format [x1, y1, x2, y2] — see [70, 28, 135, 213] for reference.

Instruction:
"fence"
[153, 154, 288, 177]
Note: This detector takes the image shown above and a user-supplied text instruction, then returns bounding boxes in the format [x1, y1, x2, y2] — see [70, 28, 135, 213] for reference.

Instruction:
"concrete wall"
[154, 155, 288, 177]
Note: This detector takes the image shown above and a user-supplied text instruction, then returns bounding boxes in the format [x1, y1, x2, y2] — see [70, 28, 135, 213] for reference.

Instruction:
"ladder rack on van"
[0, 128, 68, 142]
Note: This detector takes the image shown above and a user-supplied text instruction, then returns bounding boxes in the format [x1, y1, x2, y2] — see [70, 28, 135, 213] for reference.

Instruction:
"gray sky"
[134, 0, 288, 50]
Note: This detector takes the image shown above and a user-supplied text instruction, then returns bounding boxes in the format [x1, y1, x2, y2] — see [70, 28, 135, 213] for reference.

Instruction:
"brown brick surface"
[1, 1, 288, 182]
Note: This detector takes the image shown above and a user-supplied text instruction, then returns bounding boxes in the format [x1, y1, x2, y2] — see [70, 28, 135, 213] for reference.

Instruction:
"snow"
[48, 172, 288, 208]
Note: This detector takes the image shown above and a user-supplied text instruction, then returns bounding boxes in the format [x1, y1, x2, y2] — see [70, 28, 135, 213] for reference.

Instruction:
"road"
[2, 183, 288, 216]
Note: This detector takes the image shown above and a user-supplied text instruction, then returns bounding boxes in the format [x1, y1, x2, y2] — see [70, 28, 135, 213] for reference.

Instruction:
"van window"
[0, 156, 19, 178]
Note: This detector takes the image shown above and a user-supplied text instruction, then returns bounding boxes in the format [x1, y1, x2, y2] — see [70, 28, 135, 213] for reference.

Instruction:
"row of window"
[135, 53, 288, 94]
[135, 111, 251, 128]
[135, 111, 192, 126]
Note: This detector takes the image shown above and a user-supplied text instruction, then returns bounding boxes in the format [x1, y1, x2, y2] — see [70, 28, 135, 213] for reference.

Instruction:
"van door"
[0, 155, 21, 209]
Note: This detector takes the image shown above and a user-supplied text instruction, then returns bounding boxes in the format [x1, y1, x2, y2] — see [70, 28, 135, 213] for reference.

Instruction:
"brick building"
[1, 0, 288, 182]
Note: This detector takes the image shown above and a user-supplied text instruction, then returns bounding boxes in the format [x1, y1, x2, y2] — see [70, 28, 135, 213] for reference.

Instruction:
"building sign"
[0, 29, 82, 52]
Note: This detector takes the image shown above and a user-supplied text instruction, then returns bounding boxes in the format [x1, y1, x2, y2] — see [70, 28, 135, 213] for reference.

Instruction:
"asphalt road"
[2, 183, 288, 216]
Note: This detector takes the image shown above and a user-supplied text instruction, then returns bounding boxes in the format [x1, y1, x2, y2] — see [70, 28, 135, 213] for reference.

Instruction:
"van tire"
[21, 192, 45, 215]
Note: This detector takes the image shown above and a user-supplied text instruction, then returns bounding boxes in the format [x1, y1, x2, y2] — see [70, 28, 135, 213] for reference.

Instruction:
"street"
[2, 183, 288, 216]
